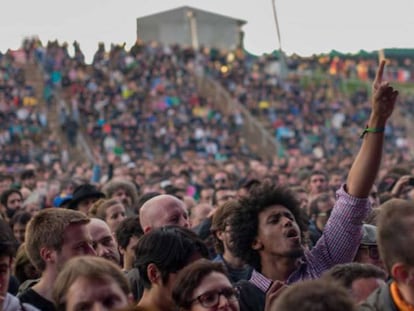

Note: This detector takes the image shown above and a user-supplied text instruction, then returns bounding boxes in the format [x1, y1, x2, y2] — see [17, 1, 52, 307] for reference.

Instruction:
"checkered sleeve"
[305, 185, 371, 277]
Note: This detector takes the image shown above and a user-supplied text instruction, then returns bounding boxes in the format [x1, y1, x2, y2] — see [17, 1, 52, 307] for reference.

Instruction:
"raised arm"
[346, 60, 398, 198]
[308, 61, 399, 272]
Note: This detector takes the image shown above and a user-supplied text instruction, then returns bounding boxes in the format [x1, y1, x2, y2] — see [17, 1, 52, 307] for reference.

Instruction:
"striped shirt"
[249, 185, 371, 292]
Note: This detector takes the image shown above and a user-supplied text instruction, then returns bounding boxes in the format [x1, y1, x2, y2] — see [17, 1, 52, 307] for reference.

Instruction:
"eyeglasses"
[215, 178, 227, 184]
[359, 245, 380, 260]
[191, 287, 239, 308]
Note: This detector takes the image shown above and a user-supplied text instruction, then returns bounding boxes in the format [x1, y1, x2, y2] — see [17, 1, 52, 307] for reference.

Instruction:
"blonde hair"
[53, 256, 130, 311]
[25, 208, 90, 271]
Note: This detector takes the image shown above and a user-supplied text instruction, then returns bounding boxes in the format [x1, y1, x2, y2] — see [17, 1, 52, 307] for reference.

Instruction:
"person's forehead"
[215, 172, 227, 179]
[8, 192, 20, 199]
[63, 223, 89, 240]
[260, 205, 292, 217]
[68, 276, 124, 302]
[317, 199, 333, 206]
[13, 222, 26, 229]
[351, 277, 384, 291]
[0, 255, 11, 266]
[107, 203, 124, 211]
[192, 272, 232, 297]
[216, 189, 235, 197]
[114, 188, 129, 194]
[298, 191, 308, 198]
[163, 201, 186, 215]
[88, 220, 111, 239]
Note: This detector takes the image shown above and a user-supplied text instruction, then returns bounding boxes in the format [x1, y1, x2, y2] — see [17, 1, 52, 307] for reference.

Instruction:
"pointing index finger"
[374, 60, 386, 86]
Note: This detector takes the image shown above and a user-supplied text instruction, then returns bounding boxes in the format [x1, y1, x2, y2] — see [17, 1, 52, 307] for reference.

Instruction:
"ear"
[392, 263, 409, 283]
[39, 247, 56, 265]
[143, 226, 152, 234]
[118, 246, 125, 256]
[127, 293, 134, 305]
[147, 263, 161, 285]
[216, 230, 225, 242]
[252, 237, 263, 251]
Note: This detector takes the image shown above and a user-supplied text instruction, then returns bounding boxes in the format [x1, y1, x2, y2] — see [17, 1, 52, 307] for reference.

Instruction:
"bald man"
[129, 194, 190, 301]
[139, 194, 189, 233]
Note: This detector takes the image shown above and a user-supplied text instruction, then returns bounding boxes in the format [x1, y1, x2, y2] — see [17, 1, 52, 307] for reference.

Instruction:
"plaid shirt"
[250, 185, 371, 293]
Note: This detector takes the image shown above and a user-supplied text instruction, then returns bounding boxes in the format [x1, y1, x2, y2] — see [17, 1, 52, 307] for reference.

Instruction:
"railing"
[52, 91, 94, 164]
[195, 74, 280, 161]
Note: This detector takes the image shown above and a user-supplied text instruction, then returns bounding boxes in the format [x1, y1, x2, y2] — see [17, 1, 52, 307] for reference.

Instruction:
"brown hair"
[14, 243, 40, 284]
[323, 262, 386, 289]
[377, 199, 414, 273]
[271, 279, 355, 311]
[53, 256, 130, 311]
[211, 200, 241, 254]
[364, 208, 381, 225]
[88, 198, 122, 220]
[25, 208, 90, 271]
[172, 259, 229, 310]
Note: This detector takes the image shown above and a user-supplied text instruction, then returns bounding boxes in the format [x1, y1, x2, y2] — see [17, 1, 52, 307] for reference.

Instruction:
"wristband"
[360, 125, 385, 139]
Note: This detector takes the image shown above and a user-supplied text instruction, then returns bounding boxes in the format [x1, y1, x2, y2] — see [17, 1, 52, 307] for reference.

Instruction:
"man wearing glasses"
[354, 224, 384, 270]
[359, 199, 414, 311]
[213, 171, 231, 189]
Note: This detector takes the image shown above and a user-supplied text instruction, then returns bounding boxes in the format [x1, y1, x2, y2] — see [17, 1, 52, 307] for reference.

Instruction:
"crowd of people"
[1, 36, 414, 311]
[197, 46, 414, 162]
[0, 49, 57, 169]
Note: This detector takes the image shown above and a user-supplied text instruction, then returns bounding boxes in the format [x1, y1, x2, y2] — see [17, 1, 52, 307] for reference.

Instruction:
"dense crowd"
[0, 50, 51, 168]
[1, 38, 414, 311]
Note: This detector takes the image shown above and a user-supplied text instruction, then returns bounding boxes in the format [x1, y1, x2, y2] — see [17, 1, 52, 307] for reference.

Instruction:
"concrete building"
[136, 6, 246, 50]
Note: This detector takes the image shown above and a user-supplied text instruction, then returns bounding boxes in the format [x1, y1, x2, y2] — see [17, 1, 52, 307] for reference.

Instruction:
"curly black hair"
[229, 182, 308, 271]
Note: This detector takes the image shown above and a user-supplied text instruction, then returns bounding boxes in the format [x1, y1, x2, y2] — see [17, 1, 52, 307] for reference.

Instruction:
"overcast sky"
[1, 0, 413, 62]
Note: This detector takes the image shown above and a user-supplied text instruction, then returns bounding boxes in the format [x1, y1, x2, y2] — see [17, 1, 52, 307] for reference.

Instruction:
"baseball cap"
[361, 224, 377, 246]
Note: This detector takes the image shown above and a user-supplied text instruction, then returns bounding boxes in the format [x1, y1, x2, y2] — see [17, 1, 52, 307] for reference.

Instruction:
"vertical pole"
[187, 10, 199, 50]
[271, 0, 287, 80]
